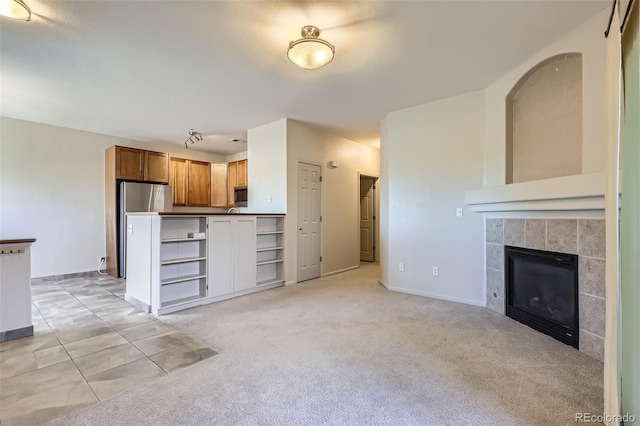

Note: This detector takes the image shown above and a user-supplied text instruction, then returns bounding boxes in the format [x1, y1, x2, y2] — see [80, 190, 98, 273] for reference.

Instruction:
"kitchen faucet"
[227, 207, 240, 214]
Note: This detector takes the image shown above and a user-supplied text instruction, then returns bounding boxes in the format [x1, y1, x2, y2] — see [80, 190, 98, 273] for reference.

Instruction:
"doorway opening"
[359, 174, 378, 262]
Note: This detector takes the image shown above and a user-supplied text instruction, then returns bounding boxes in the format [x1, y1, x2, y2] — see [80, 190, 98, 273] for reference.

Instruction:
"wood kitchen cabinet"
[169, 158, 211, 207]
[187, 160, 211, 207]
[237, 159, 247, 186]
[169, 157, 188, 206]
[114, 146, 169, 183]
[227, 159, 247, 206]
[115, 146, 144, 181]
[227, 161, 238, 206]
[211, 163, 228, 207]
[144, 151, 169, 183]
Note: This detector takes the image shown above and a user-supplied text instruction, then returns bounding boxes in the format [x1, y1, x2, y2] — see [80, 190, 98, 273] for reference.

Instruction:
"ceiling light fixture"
[287, 25, 335, 70]
[184, 129, 203, 149]
[0, 0, 31, 21]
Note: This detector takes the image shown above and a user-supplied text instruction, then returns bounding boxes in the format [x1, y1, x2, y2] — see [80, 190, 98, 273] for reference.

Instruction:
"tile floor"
[0, 275, 217, 425]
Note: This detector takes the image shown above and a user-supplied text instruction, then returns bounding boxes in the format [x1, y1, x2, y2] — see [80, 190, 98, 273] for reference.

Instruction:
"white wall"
[286, 120, 380, 284]
[381, 91, 485, 306]
[225, 151, 247, 163]
[247, 119, 287, 213]
[484, 9, 608, 187]
[0, 117, 226, 277]
[380, 117, 390, 290]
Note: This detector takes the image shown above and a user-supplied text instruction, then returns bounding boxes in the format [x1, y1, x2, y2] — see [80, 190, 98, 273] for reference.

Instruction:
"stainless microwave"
[234, 186, 247, 207]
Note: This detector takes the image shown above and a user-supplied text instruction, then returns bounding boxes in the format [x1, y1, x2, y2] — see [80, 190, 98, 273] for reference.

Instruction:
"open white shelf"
[257, 259, 284, 266]
[161, 273, 207, 286]
[255, 216, 285, 287]
[161, 256, 207, 265]
[256, 246, 283, 252]
[161, 237, 206, 243]
[159, 216, 207, 305]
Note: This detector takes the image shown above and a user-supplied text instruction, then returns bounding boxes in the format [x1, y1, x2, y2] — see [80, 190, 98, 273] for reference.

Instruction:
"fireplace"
[505, 246, 579, 348]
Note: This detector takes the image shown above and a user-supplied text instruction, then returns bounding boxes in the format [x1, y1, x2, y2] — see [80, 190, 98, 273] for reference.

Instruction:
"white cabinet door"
[207, 216, 256, 295]
[234, 217, 257, 291]
[207, 217, 234, 297]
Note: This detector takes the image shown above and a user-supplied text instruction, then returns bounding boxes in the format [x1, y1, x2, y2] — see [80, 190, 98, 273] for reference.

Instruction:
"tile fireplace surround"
[485, 218, 605, 361]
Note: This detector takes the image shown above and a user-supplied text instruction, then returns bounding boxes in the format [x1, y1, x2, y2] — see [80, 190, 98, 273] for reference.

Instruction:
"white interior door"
[297, 162, 321, 282]
[360, 177, 375, 262]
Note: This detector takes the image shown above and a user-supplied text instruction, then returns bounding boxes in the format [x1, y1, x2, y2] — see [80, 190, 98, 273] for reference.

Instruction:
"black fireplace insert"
[505, 246, 579, 348]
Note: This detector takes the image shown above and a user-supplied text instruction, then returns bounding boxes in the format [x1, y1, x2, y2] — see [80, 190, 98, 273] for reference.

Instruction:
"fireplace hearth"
[505, 246, 579, 348]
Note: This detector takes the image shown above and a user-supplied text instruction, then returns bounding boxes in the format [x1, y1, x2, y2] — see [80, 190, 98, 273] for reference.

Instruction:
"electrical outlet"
[98, 256, 106, 263]
[432, 267, 439, 276]
[399, 262, 405, 272]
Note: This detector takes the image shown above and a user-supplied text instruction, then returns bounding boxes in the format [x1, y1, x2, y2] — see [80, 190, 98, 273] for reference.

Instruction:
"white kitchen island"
[125, 213, 285, 315]
[0, 238, 36, 342]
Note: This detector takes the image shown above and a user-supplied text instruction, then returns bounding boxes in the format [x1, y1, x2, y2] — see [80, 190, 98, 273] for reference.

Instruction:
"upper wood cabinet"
[211, 163, 228, 207]
[237, 159, 247, 186]
[227, 161, 238, 207]
[144, 151, 169, 183]
[227, 159, 247, 206]
[113, 146, 168, 183]
[115, 146, 144, 181]
[170, 158, 230, 207]
[187, 160, 211, 207]
[169, 157, 188, 206]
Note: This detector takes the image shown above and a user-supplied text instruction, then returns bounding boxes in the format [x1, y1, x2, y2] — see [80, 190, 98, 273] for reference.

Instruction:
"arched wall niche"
[505, 53, 583, 184]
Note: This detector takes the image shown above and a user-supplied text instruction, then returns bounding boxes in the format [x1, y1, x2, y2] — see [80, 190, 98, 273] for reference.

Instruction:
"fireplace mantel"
[464, 172, 605, 212]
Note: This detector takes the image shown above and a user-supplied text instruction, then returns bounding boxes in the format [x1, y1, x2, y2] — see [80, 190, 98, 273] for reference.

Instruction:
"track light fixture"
[184, 129, 203, 149]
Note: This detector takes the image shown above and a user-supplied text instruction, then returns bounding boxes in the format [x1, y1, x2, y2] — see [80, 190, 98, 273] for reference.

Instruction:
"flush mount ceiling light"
[184, 129, 203, 149]
[0, 0, 31, 21]
[287, 25, 335, 70]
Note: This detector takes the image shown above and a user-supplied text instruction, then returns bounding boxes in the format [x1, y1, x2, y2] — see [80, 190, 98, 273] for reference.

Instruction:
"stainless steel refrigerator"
[119, 182, 173, 277]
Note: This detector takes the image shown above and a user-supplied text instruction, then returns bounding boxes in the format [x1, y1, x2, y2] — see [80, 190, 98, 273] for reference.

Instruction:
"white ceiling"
[1, 0, 608, 155]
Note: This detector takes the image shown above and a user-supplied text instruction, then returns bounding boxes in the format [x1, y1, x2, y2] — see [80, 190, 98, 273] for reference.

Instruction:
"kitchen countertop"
[0, 239, 36, 245]
[125, 212, 285, 216]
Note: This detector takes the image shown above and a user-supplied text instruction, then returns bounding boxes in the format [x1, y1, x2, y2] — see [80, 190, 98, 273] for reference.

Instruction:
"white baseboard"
[383, 285, 485, 307]
[322, 265, 359, 277]
[378, 280, 389, 289]
[285, 280, 297, 286]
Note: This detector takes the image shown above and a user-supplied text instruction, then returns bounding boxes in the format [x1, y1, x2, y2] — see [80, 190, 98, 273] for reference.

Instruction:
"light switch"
[456, 208, 463, 217]
[128, 224, 133, 234]
[268, 195, 272, 203]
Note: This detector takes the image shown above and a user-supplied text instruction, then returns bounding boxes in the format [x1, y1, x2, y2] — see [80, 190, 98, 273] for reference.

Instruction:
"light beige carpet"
[49, 263, 603, 425]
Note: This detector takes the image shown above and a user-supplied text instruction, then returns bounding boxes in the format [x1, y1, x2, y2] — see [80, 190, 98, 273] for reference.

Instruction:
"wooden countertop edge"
[158, 212, 285, 216]
[125, 212, 285, 216]
[0, 238, 36, 244]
